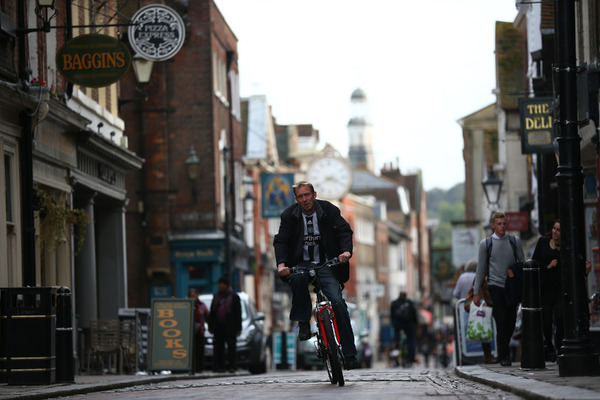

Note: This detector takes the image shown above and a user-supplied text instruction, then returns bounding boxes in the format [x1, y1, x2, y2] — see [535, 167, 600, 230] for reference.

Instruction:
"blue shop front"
[169, 231, 250, 297]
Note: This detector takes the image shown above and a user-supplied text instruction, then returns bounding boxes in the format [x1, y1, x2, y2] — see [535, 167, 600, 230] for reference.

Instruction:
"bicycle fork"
[315, 301, 342, 351]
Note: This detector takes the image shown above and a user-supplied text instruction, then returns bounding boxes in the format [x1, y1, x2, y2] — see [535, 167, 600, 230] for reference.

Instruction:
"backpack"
[394, 300, 415, 322]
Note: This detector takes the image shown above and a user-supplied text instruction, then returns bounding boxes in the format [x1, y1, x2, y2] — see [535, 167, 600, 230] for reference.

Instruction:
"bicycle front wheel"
[321, 308, 344, 386]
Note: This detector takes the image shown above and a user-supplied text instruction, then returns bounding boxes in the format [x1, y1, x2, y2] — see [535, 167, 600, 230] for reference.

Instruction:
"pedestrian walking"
[390, 291, 418, 365]
[454, 259, 495, 363]
[188, 288, 209, 373]
[532, 220, 563, 362]
[532, 219, 592, 361]
[208, 275, 242, 373]
[473, 211, 525, 367]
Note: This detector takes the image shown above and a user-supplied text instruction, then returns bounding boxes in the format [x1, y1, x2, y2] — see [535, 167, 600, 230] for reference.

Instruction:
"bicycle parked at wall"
[289, 258, 347, 386]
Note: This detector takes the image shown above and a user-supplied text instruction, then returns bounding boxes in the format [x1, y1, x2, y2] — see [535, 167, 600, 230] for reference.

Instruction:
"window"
[4, 154, 13, 223]
[212, 51, 229, 105]
[230, 70, 241, 119]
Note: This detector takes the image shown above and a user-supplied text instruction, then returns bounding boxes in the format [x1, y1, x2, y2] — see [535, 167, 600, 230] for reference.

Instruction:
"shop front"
[170, 231, 251, 297]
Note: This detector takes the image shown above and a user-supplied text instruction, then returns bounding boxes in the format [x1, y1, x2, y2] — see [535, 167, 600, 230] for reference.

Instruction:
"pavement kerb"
[0, 371, 251, 400]
[455, 365, 600, 400]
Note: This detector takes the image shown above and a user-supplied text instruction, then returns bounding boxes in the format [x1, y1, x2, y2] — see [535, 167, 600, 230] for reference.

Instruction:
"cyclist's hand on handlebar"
[277, 263, 290, 277]
[338, 251, 351, 263]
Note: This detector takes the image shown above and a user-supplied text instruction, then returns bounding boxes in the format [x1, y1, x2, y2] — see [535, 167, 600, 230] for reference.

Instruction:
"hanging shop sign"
[519, 97, 555, 154]
[128, 4, 186, 62]
[56, 34, 131, 88]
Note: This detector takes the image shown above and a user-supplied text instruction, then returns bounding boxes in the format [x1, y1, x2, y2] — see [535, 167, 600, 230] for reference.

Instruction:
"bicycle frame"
[290, 258, 345, 386]
[315, 289, 342, 349]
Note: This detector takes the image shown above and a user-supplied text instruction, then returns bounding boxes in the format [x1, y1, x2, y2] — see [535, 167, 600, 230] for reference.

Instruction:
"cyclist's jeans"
[288, 266, 357, 356]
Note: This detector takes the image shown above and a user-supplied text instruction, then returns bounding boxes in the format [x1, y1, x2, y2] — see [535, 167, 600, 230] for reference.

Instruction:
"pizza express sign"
[128, 4, 186, 62]
[56, 34, 131, 88]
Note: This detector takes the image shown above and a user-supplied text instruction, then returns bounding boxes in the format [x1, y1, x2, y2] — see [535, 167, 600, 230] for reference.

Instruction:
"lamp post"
[185, 146, 200, 203]
[242, 176, 256, 246]
[16, 0, 60, 286]
[555, 0, 600, 376]
[482, 166, 503, 212]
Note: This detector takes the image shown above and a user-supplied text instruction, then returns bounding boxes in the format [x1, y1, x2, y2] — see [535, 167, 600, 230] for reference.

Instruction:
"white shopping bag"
[466, 301, 493, 342]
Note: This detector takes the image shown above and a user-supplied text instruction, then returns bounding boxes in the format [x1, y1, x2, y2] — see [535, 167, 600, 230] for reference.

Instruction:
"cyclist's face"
[295, 185, 316, 214]
[491, 217, 506, 237]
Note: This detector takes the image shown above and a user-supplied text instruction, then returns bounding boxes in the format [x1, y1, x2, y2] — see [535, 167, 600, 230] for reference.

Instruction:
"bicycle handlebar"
[288, 257, 343, 276]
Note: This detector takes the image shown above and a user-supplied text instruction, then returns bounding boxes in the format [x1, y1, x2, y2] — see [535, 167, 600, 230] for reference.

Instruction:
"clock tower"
[348, 88, 374, 173]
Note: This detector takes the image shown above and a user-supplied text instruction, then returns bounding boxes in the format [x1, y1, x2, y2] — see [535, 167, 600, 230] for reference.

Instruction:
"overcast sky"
[214, 0, 519, 191]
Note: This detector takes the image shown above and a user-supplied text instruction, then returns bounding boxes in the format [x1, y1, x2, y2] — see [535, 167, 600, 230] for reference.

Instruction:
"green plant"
[33, 187, 91, 256]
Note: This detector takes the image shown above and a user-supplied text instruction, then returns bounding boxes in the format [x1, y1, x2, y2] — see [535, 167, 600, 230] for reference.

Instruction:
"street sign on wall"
[56, 34, 131, 88]
[505, 211, 529, 232]
[149, 299, 194, 373]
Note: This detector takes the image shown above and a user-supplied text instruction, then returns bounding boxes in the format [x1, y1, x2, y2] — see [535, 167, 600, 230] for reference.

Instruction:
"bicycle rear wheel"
[320, 308, 344, 386]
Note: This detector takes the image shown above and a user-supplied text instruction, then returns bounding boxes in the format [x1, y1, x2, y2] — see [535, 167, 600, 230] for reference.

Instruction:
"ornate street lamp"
[482, 166, 503, 209]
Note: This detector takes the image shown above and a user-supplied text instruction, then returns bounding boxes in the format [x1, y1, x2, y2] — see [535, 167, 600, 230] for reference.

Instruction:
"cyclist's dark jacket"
[273, 199, 353, 283]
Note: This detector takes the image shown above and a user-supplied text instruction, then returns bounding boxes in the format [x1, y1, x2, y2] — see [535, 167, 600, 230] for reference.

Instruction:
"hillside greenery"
[427, 183, 465, 248]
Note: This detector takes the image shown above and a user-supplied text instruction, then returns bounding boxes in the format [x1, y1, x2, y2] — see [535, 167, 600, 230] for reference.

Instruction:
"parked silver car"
[199, 292, 267, 374]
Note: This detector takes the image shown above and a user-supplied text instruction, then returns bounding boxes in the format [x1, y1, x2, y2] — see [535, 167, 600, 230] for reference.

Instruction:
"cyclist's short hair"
[293, 181, 315, 196]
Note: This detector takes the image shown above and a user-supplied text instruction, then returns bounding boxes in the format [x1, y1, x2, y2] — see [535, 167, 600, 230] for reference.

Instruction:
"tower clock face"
[306, 156, 353, 200]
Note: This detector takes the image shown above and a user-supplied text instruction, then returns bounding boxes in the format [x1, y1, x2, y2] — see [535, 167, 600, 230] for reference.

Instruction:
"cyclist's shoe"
[298, 321, 312, 341]
[345, 355, 360, 370]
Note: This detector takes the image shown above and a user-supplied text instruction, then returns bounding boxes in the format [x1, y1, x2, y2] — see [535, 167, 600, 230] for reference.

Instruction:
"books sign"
[129, 4, 186, 62]
[149, 299, 194, 372]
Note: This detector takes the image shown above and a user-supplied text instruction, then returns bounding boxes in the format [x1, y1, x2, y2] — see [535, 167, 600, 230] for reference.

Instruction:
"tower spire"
[348, 88, 374, 172]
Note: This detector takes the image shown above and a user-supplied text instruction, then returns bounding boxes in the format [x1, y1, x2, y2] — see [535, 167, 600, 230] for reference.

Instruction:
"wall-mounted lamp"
[185, 145, 200, 202]
[35, 0, 56, 32]
[482, 165, 503, 210]
[131, 54, 154, 84]
[17, 0, 57, 34]
[118, 55, 153, 111]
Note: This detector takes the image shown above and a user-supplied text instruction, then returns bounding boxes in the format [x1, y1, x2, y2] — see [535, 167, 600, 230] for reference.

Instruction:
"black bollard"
[521, 259, 545, 369]
[55, 286, 74, 383]
[280, 330, 289, 369]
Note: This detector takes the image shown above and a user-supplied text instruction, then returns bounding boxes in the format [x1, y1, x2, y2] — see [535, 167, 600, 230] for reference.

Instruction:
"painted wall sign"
[128, 4, 186, 62]
[519, 97, 555, 154]
[261, 173, 295, 218]
[149, 299, 194, 372]
[56, 34, 131, 88]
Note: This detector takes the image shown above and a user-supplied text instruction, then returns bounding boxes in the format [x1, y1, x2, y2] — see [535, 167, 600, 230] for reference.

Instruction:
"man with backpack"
[390, 291, 418, 365]
[472, 211, 524, 367]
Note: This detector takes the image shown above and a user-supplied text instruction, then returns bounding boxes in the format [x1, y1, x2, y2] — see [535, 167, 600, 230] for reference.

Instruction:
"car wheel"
[248, 359, 266, 374]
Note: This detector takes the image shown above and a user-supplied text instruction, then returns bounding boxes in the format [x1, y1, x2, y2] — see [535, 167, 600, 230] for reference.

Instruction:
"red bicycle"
[290, 258, 346, 386]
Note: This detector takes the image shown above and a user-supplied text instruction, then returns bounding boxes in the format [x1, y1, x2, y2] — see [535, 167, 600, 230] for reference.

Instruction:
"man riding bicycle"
[273, 181, 359, 370]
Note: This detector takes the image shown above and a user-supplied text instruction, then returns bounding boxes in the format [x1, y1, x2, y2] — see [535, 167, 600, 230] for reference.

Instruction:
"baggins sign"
[56, 34, 131, 88]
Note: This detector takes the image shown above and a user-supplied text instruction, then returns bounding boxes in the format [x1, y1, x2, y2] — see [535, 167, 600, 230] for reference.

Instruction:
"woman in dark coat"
[532, 220, 562, 362]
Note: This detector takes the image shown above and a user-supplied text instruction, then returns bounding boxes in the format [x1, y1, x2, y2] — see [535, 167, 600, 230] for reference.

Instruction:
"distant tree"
[427, 185, 465, 248]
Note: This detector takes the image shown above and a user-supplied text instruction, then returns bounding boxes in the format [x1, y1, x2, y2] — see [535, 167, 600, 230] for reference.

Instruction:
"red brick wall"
[124, 0, 240, 306]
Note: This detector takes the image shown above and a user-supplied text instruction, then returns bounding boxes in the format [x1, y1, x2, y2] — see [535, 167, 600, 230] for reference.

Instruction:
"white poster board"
[451, 227, 480, 269]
